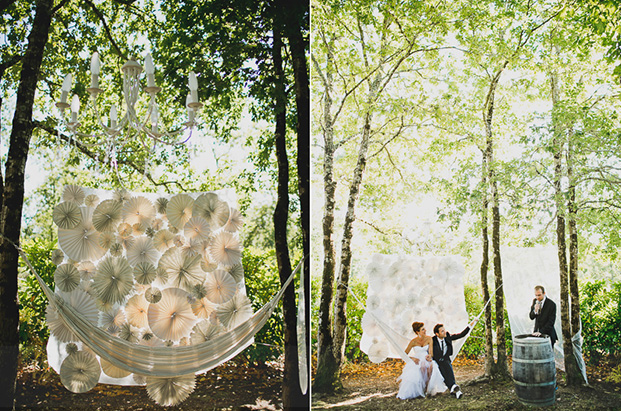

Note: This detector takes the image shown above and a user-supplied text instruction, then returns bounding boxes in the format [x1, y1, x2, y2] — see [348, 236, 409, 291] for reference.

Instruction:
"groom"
[432, 319, 477, 399]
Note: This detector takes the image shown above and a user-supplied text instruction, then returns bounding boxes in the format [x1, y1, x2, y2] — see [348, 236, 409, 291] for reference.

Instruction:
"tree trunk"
[549, 70, 580, 385]
[314, 38, 342, 393]
[283, 0, 310, 399]
[0, 1, 54, 409]
[479, 147, 494, 377]
[332, 74, 381, 372]
[482, 65, 509, 378]
[271, 28, 304, 408]
[566, 128, 584, 386]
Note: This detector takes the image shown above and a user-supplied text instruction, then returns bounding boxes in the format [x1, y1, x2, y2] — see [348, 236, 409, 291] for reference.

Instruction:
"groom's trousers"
[435, 358, 456, 389]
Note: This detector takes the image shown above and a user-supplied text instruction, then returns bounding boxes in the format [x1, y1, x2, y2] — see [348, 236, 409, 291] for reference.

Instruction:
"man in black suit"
[529, 285, 557, 348]
[432, 319, 477, 399]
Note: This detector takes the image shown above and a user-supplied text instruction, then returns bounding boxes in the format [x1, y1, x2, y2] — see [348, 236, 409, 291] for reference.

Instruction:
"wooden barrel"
[512, 334, 556, 407]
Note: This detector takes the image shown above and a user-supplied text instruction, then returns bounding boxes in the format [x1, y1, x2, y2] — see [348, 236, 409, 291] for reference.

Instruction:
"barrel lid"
[514, 333, 550, 342]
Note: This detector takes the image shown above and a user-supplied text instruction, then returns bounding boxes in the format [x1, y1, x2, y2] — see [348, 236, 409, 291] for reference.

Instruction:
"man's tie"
[441, 340, 445, 355]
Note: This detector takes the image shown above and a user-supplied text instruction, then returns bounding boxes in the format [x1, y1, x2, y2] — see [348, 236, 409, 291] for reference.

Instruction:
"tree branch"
[33, 120, 187, 192]
[83, 0, 127, 60]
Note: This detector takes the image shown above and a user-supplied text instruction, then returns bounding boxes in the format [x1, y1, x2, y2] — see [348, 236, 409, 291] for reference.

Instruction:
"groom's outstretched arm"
[450, 326, 470, 341]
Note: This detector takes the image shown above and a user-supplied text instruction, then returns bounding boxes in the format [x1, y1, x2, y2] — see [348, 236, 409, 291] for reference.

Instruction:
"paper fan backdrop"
[47, 185, 252, 404]
[360, 254, 469, 363]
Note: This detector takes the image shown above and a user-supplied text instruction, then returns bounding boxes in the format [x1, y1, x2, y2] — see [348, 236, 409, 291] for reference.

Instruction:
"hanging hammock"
[22, 246, 299, 378]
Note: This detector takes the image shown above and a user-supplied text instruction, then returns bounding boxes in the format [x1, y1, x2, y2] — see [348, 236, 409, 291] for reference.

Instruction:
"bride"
[397, 321, 447, 399]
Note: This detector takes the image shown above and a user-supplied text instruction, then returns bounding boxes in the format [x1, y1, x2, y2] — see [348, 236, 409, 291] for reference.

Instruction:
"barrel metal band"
[513, 357, 554, 364]
[514, 380, 556, 387]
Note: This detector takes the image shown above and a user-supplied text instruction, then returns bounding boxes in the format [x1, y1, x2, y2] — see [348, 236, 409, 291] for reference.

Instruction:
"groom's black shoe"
[455, 390, 463, 399]
[450, 384, 460, 394]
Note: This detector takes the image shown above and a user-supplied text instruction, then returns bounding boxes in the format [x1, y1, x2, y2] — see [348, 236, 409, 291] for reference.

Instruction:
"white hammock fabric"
[27, 248, 296, 377]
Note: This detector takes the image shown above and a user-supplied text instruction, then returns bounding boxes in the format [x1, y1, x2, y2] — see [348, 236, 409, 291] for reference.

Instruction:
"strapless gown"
[396, 345, 447, 399]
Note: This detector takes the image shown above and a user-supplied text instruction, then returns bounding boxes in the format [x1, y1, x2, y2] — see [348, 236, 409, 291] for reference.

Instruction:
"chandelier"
[55, 52, 202, 175]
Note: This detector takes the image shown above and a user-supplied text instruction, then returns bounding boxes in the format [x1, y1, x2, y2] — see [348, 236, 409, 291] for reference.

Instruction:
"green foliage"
[580, 280, 621, 363]
[344, 279, 367, 362]
[18, 237, 56, 365]
[242, 247, 284, 364]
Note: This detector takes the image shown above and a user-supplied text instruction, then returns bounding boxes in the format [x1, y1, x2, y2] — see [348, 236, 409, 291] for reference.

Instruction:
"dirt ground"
[312, 358, 621, 410]
[15, 359, 284, 410]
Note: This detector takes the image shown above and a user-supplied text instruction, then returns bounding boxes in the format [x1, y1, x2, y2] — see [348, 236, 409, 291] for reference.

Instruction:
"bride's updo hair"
[412, 322, 424, 334]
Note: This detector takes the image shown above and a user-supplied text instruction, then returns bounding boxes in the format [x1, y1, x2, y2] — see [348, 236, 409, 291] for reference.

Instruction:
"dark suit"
[529, 297, 557, 347]
[432, 326, 469, 390]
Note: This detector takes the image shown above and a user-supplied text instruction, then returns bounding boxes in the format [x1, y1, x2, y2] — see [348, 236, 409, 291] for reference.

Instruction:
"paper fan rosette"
[147, 287, 197, 341]
[60, 350, 101, 393]
[192, 193, 229, 230]
[46, 186, 254, 405]
[58, 207, 107, 262]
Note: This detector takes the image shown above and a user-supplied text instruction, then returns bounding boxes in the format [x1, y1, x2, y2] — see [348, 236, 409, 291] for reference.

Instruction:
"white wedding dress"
[397, 345, 447, 399]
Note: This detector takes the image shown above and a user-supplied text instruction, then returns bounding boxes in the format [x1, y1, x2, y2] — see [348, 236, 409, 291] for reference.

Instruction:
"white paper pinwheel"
[147, 287, 197, 341]
[54, 264, 81, 292]
[93, 256, 134, 305]
[158, 247, 204, 292]
[146, 374, 196, 407]
[100, 357, 131, 379]
[190, 320, 225, 344]
[208, 231, 242, 266]
[216, 293, 253, 329]
[224, 207, 243, 233]
[58, 207, 107, 262]
[204, 270, 237, 304]
[125, 293, 150, 329]
[126, 236, 159, 267]
[60, 351, 101, 393]
[166, 194, 194, 229]
[122, 196, 156, 228]
[92, 199, 123, 233]
[62, 185, 86, 205]
[53, 201, 82, 229]
[192, 193, 229, 230]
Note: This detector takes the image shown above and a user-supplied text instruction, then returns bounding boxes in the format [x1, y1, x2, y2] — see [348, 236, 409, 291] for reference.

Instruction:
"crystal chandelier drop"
[55, 52, 202, 175]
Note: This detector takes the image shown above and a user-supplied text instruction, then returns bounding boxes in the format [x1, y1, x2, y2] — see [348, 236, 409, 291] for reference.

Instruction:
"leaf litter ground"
[16, 358, 283, 410]
[312, 357, 621, 410]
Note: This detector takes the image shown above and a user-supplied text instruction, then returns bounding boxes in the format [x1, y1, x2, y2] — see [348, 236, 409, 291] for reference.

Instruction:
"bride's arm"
[426, 337, 434, 361]
[404, 339, 420, 364]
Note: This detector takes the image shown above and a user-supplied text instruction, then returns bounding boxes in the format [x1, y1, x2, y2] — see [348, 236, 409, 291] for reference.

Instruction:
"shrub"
[580, 280, 621, 364]
[18, 237, 57, 367]
[242, 247, 291, 364]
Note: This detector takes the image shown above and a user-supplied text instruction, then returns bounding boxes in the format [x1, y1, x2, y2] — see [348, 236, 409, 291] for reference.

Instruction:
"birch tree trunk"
[566, 128, 585, 386]
[549, 70, 581, 386]
[332, 74, 382, 373]
[479, 145, 494, 377]
[313, 37, 342, 393]
[482, 65, 510, 378]
[0, 1, 54, 408]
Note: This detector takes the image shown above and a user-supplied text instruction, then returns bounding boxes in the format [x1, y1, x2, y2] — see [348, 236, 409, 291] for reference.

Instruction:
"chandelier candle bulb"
[189, 71, 198, 104]
[90, 52, 100, 89]
[145, 53, 156, 88]
[60, 74, 72, 103]
[70, 95, 80, 124]
[185, 94, 195, 123]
